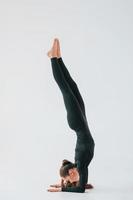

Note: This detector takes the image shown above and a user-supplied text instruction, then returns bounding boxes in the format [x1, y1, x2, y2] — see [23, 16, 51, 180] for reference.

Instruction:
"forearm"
[61, 186, 85, 193]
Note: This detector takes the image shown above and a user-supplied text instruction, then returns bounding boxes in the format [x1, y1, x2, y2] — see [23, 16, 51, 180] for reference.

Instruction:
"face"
[62, 168, 79, 183]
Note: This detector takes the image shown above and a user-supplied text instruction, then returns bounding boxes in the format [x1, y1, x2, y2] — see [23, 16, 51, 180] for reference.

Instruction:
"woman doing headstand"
[47, 38, 95, 193]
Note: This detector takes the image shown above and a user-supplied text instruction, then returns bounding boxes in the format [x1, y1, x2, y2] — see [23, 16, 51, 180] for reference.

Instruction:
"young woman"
[46, 38, 95, 193]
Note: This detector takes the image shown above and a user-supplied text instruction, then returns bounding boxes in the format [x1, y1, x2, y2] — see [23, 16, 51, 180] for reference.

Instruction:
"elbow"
[79, 187, 85, 193]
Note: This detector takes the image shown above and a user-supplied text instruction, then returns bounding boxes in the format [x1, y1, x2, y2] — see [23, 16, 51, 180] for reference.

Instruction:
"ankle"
[51, 55, 58, 58]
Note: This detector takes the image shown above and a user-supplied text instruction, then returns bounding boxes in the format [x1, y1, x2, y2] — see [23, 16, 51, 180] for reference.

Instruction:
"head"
[59, 159, 79, 184]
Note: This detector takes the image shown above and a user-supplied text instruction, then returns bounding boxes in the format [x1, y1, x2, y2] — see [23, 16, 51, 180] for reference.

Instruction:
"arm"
[61, 185, 85, 193]
[47, 172, 93, 192]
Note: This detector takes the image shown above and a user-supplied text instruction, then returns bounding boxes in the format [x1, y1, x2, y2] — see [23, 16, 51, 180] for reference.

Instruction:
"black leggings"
[50, 57, 88, 132]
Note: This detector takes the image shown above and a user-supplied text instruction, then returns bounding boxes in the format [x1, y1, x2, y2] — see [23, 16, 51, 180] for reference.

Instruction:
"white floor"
[1, 152, 133, 200]
[2, 179, 133, 200]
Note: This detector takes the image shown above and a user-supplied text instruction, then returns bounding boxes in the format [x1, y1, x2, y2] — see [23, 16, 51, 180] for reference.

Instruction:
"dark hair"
[59, 159, 77, 177]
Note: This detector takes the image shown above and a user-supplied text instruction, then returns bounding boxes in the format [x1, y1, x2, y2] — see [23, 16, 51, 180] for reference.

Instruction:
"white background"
[0, 0, 133, 199]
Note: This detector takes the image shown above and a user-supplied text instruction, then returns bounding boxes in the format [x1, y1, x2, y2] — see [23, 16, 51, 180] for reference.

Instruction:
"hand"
[50, 184, 61, 188]
[47, 187, 61, 192]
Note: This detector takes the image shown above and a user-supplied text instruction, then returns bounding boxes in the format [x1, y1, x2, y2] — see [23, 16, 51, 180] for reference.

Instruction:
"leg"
[57, 57, 86, 118]
[50, 57, 86, 131]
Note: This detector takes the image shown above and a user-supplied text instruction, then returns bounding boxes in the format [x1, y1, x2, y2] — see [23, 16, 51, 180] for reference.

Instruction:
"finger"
[50, 185, 57, 187]
[47, 189, 53, 192]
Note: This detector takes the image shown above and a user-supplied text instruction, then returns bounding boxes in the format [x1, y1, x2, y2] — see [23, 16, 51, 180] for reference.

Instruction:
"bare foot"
[47, 38, 58, 58]
[56, 38, 61, 58]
